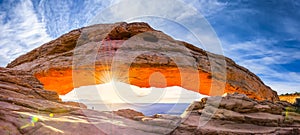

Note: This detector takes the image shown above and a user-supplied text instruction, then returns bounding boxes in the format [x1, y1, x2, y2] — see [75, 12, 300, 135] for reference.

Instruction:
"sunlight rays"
[95, 39, 127, 85]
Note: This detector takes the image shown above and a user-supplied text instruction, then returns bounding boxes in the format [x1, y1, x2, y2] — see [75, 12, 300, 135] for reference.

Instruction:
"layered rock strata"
[0, 67, 299, 134]
[172, 93, 300, 134]
[6, 22, 278, 101]
[0, 67, 181, 135]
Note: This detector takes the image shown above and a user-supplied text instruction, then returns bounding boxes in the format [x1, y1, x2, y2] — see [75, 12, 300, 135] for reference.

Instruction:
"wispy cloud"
[35, 0, 112, 38]
[0, 0, 51, 66]
[281, 18, 300, 41]
[1, 0, 298, 95]
[0, 0, 114, 67]
[196, 0, 300, 94]
[183, 0, 228, 17]
[223, 39, 300, 94]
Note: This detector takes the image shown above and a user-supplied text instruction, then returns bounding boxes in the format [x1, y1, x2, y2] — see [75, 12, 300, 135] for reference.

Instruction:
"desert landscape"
[0, 22, 299, 134]
[1, 1, 300, 135]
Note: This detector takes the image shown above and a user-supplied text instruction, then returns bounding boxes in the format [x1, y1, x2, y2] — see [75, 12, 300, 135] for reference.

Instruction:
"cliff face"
[279, 93, 300, 104]
[6, 22, 279, 101]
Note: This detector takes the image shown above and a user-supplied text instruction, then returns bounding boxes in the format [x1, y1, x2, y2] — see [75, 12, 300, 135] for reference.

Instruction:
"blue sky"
[0, 0, 299, 94]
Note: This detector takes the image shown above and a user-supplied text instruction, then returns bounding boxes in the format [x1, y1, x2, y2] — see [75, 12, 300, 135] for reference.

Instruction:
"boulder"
[113, 109, 144, 120]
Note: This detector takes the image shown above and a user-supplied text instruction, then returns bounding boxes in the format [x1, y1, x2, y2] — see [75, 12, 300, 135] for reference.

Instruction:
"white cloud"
[183, 0, 228, 17]
[224, 39, 300, 69]
[36, 0, 112, 38]
[2, 0, 295, 96]
[36, 0, 71, 38]
[0, 0, 51, 67]
[223, 39, 300, 94]
[266, 81, 300, 94]
[281, 18, 300, 41]
[110, 0, 122, 5]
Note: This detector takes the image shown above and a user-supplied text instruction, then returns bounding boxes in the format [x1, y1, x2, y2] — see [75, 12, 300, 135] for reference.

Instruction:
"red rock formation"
[0, 67, 180, 134]
[7, 22, 279, 101]
[279, 93, 300, 104]
[172, 93, 300, 134]
[113, 109, 145, 120]
[0, 69, 298, 134]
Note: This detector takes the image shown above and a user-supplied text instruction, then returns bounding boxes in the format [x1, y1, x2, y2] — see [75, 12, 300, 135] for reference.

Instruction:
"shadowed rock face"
[7, 22, 279, 101]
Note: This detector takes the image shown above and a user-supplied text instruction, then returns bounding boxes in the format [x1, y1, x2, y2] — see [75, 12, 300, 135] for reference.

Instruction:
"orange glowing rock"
[7, 22, 279, 101]
[279, 93, 300, 104]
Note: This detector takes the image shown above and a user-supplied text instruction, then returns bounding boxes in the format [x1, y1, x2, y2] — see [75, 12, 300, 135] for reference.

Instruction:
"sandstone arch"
[7, 22, 279, 101]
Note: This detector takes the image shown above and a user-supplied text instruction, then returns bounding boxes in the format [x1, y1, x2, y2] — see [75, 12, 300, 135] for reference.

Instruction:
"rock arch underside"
[7, 22, 279, 101]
